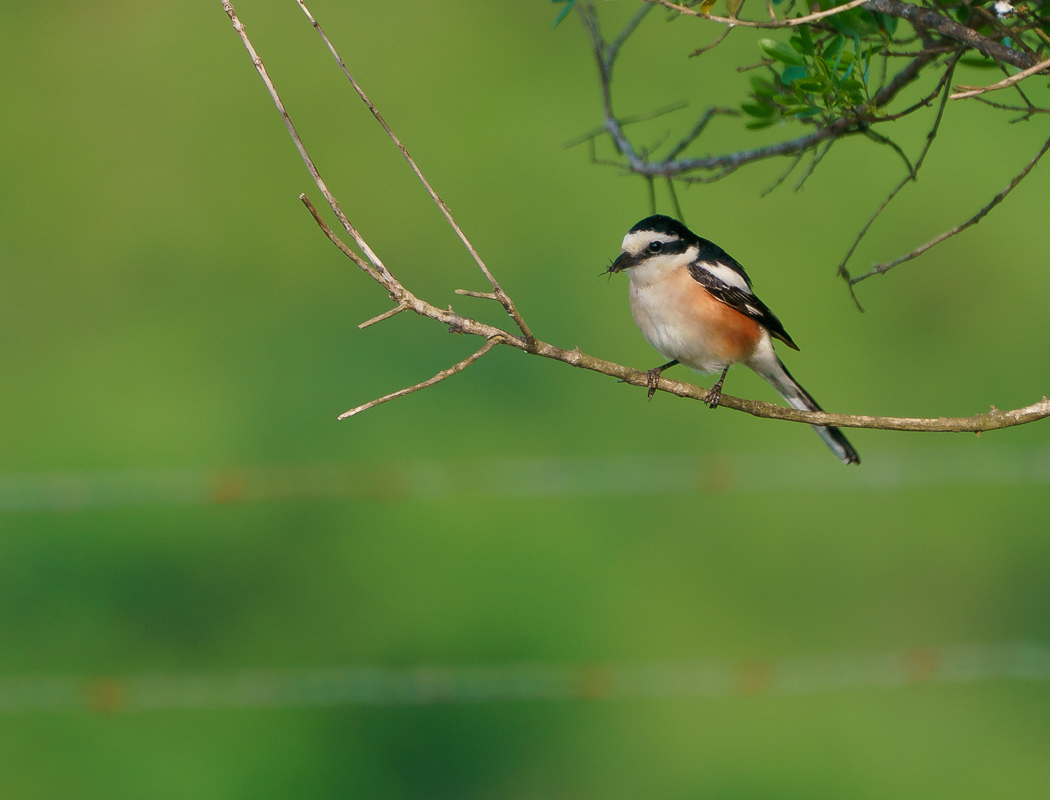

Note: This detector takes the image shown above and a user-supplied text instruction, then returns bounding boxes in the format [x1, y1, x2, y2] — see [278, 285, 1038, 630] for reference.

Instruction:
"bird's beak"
[607, 251, 637, 275]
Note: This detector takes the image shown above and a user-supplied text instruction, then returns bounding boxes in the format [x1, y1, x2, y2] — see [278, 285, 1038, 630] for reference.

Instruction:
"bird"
[607, 214, 860, 465]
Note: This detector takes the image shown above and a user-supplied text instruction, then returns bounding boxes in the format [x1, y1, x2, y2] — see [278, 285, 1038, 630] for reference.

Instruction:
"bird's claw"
[645, 368, 662, 401]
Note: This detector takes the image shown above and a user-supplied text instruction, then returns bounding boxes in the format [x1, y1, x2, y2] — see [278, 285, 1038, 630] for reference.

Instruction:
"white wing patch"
[696, 260, 752, 294]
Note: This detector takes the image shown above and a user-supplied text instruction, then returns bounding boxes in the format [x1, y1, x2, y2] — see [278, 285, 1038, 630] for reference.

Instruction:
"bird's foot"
[645, 368, 663, 401]
[706, 367, 729, 409]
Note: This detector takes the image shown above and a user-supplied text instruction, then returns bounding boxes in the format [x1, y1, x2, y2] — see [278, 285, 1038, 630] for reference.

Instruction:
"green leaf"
[741, 102, 775, 118]
[823, 35, 845, 59]
[795, 107, 823, 119]
[760, 38, 807, 66]
[874, 11, 898, 35]
[550, 0, 576, 29]
[794, 76, 828, 92]
[750, 76, 775, 93]
[828, 8, 878, 36]
[746, 119, 776, 130]
[774, 93, 801, 105]
[781, 65, 809, 84]
[797, 24, 815, 56]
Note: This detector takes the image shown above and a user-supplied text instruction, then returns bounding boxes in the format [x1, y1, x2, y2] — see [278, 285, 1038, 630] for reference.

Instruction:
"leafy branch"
[566, 0, 1050, 298]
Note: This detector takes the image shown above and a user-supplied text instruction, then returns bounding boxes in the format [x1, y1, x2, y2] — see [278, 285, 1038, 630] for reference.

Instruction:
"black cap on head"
[629, 214, 695, 240]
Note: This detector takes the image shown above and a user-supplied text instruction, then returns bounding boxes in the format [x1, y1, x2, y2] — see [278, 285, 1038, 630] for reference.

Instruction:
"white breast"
[628, 265, 727, 374]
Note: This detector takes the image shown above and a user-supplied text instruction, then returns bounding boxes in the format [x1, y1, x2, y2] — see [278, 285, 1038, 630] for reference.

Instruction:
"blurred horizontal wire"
[1, 642, 1047, 714]
[1, 446, 1049, 511]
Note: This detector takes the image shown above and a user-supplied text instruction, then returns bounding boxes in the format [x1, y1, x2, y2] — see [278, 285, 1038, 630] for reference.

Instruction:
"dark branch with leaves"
[563, 0, 1050, 297]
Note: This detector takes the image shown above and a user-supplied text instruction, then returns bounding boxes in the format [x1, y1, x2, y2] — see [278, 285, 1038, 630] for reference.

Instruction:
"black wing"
[687, 257, 799, 351]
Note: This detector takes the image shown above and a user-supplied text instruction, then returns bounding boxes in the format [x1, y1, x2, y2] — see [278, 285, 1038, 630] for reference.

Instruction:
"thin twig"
[850, 133, 1050, 282]
[760, 152, 804, 197]
[648, 0, 870, 28]
[608, 2, 654, 65]
[299, 194, 374, 274]
[338, 337, 503, 420]
[666, 177, 685, 222]
[454, 289, 499, 300]
[222, 1, 390, 284]
[689, 26, 733, 58]
[294, 0, 535, 344]
[358, 304, 409, 330]
[862, 129, 913, 174]
[666, 107, 739, 159]
[563, 101, 689, 148]
[837, 53, 961, 287]
[794, 140, 834, 192]
[951, 57, 1050, 100]
[972, 95, 1050, 114]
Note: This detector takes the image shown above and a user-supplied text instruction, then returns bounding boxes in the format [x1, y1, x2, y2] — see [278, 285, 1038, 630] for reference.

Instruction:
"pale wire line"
[2, 446, 1050, 512]
[2, 642, 1048, 714]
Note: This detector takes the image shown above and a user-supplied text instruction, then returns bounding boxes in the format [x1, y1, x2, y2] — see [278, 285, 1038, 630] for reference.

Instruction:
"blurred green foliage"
[0, 1, 1049, 798]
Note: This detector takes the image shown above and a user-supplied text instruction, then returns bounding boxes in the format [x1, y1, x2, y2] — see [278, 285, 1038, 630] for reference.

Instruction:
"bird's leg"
[706, 366, 730, 409]
[645, 359, 679, 401]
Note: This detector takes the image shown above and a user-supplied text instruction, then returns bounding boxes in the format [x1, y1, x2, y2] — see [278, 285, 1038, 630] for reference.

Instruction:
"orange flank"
[669, 267, 763, 363]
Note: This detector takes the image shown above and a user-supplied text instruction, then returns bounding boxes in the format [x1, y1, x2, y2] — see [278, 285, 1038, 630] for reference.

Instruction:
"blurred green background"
[2, 1, 1050, 797]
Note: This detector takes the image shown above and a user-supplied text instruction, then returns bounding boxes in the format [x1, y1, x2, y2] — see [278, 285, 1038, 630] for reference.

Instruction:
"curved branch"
[951, 56, 1050, 100]
[862, 0, 1036, 69]
[293, 0, 534, 344]
[850, 132, 1050, 282]
[337, 337, 503, 420]
[223, 1, 1050, 440]
[652, 0, 1038, 69]
[648, 0, 871, 29]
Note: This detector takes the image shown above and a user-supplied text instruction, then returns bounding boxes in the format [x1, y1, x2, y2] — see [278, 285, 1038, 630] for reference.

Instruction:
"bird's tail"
[757, 356, 860, 465]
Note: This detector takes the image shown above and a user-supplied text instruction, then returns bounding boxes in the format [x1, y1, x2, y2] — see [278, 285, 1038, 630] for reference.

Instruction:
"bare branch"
[563, 101, 689, 149]
[951, 57, 1050, 100]
[358, 304, 409, 330]
[836, 54, 961, 286]
[221, 1, 391, 285]
[862, 0, 1036, 69]
[666, 107, 740, 159]
[522, 338, 1050, 433]
[648, 0, 871, 29]
[454, 289, 499, 300]
[293, 0, 535, 344]
[578, 2, 943, 184]
[300, 194, 372, 274]
[850, 133, 1050, 281]
[689, 26, 733, 58]
[760, 152, 804, 197]
[337, 337, 503, 420]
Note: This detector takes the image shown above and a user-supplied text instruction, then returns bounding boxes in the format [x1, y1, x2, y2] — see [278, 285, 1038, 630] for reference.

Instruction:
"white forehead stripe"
[621, 229, 676, 256]
[697, 260, 752, 294]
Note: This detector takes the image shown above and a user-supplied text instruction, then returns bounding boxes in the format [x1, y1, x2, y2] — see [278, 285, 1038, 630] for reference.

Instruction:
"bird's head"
[607, 214, 696, 275]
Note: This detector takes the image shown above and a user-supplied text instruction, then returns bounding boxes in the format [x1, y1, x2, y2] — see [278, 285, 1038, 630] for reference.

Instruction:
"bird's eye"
[647, 241, 663, 254]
